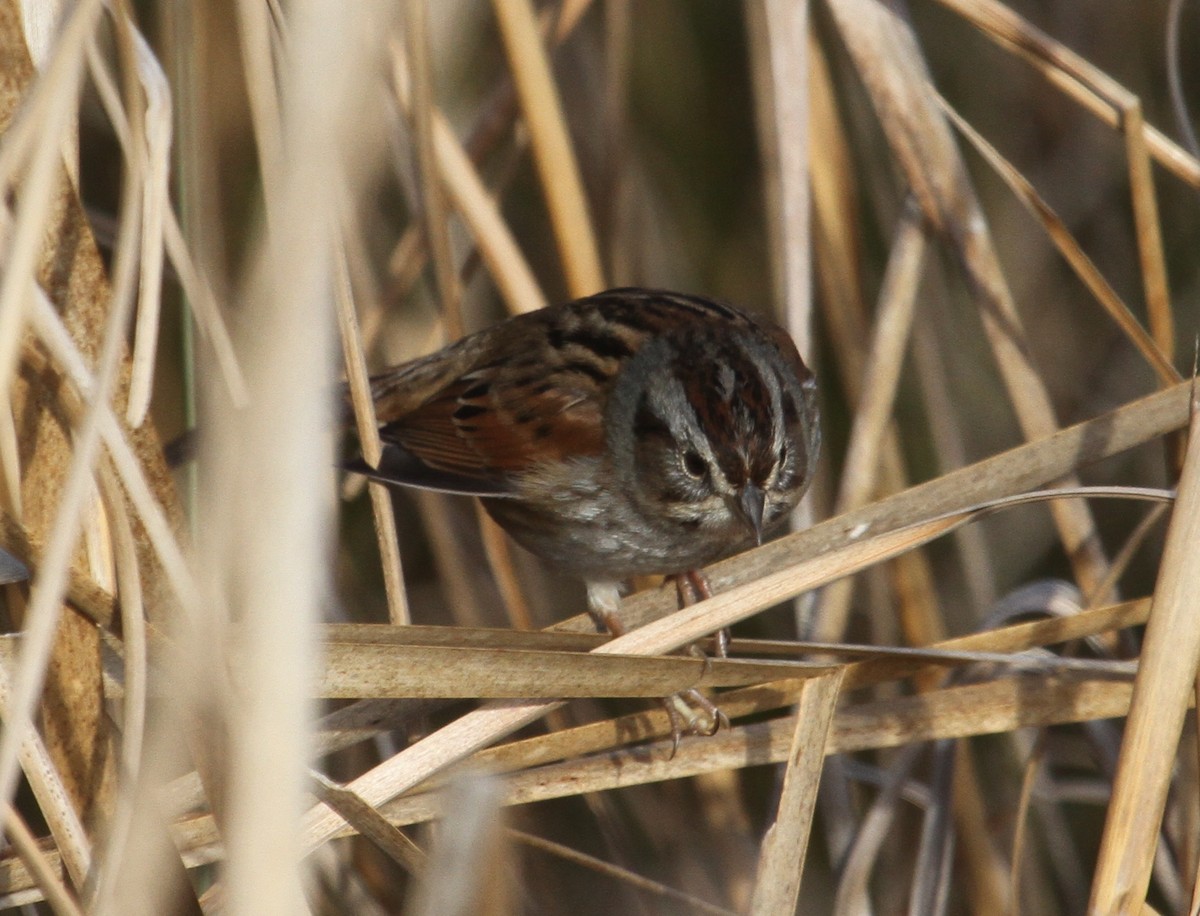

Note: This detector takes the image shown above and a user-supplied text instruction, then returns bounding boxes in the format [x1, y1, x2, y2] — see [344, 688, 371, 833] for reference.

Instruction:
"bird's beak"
[736, 482, 766, 546]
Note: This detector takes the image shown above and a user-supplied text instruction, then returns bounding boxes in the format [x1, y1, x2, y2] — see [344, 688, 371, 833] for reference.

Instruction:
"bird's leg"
[673, 569, 730, 658]
[585, 581, 627, 636]
[670, 569, 730, 742]
[585, 579, 726, 756]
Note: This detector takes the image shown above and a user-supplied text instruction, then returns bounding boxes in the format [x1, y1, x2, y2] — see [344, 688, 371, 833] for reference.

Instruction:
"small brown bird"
[351, 287, 820, 734]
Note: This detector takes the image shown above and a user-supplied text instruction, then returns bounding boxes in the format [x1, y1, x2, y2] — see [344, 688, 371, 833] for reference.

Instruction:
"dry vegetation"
[1, 0, 1199, 913]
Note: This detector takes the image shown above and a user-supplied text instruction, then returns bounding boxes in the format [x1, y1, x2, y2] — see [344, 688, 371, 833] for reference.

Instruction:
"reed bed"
[0, 1, 1198, 913]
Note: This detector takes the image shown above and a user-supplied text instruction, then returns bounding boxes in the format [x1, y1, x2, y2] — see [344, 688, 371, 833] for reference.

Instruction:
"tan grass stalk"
[490, 0, 604, 297]
[22, 671, 1151, 890]
[403, 0, 463, 339]
[0, 403, 19, 520]
[345, 674, 1141, 835]
[335, 232, 410, 624]
[1, 803, 83, 916]
[1122, 102, 1174, 366]
[475, 507, 537, 630]
[936, 92, 1179, 388]
[0, 668, 91, 889]
[308, 771, 425, 873]
[932, 0, 1200, 189]
[827, 0, 1114, 599]
[0, 0, 101, 418]
[87, 462, 147, 912]
[77, 24, 173, 430]
[317, 640, 831, 699]
[748, 669, 843, 914]
[302, 490, 1118, 850]
[408, 775, 507, 916]
[745, 0, 811, 352]
[0, 13, 146, 843]
[26, 296, 199, 615]
[1090, 390, 1200, 908]
[833, 203, 926, 514]
[160, 211, 248, 407]
[390, 40, 547, 315]
[206, 1, 385, 911]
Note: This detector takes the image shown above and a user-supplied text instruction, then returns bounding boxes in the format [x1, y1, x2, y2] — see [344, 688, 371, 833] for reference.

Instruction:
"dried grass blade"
[160, 211, 248, 407]
[403, 0, 463, 338]
[0, 668, 91, 889]
[1, 803, 83, 916]
[317, 642, 835, 699]
[932, 0, 1200, 189]
[1122, 101, 1174, 365]
[745, 0, 812, 351]
[300, 511, 962, 851]
[749, 669, 843, 915]
[308, 771, 425, 874]
[26, 295, 201, 618]
[831, 201, 926, 521]
[0, 17, 148, 848]
[334, 232, 409, 624]
[124, 27, 172, 428]
[490, 0, 603, 296]
[53, 672, 1147, 888]
[0, 0, 102, 415]
[1090, 390, 1200, 910]
[357, 673, 1140, 835]
[826, 0, 1112, 596]
[390, 40, 547, 315]
[936, 92, 1178, 387]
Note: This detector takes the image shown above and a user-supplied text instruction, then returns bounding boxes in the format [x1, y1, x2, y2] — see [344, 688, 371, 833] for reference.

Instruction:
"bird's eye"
[681, 449, 708, 480]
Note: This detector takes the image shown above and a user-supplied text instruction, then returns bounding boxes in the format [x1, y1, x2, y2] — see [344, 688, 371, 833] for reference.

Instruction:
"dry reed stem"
[390, 40, 547, 315]
[0, 0, 101, 416]
[317, 640, 832, 698]
[748, 669, 843, 914]
[80, 671, 1153, 889]
[830, 0, 1118, 609]
[308, 771, 425, 874]
[474, 506, 538, 630]
[205, 1, 382, 911]
[490, 0, 604, 297]
[0, 668, 90, 889]
[88, 461, 147, 912]
[834, 202, 925, 509]
[160, 210, 248, 408]
[936, 92, 1179, 388]
[1091, 390, 1200, 909]
[335, 232, 409, 624]
[403, 0, 464, 339]
[0, 0, 150, 844]
[1, 802, 83, 916]
[338, 674, 1142, 835]
[1122, 102, 1175, 365]
[745, 0, 812, 353]
[933, 0, 1200, 189]
[829, 0, 1114, 600]
[408, 775, 507, 916]
[25, 298, 198, 616]
[374, 0, 592, 324]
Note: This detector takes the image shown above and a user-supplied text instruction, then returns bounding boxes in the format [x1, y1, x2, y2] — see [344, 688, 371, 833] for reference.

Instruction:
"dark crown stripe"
[555, 327, 635, 361]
